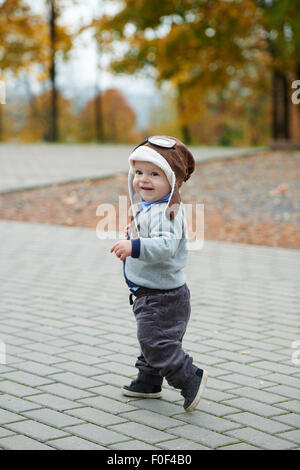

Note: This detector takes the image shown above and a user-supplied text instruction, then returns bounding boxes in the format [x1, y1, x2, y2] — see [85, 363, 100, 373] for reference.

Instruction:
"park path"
[0, 143, 265, 194]
[0, 220, 299, 450]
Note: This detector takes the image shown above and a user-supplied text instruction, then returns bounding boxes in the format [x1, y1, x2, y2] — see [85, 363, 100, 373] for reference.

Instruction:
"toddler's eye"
[135, 170, 142, 175]
[151, 172, 159, 176]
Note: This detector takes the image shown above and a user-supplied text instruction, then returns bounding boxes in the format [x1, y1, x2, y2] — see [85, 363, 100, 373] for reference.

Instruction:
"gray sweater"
[124, 202, 188, 290]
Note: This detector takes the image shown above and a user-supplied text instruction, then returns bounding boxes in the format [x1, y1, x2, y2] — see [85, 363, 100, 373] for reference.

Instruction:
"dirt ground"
[0, 150, 299, 249]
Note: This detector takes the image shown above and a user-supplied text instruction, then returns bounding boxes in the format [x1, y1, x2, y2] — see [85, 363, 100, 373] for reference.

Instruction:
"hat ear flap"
[128, 168, 140, 235]
[184, 149, 195, 181]
[165, 182, 181, 220]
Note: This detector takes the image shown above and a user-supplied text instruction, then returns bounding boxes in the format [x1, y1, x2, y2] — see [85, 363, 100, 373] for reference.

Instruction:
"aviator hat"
[128, 135, 195, 220]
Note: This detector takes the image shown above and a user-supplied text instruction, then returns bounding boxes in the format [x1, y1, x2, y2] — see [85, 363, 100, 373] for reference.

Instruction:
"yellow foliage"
[78, 88, 142, 143]
[0, 0, 74, 76]
[19, 89, 77, 142]
[94, 0, 266, 132]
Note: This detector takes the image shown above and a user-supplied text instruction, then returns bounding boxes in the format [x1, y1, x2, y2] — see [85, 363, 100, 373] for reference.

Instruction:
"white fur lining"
[129, 146, 175, 187]
[128, 145, 176, 230]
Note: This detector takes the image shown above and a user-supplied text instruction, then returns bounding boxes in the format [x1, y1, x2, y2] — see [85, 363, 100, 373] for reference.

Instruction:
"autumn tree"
[93, 0, 262, 144]
[93, 0, 300, 146]
[44, 0, 74, 141]
[19, 89, 77, 142]
[0, 0, 45, 140]
[0, 0, 76, 142]
[0, 1, 46, 72]
[256, 0, 300, 145]
[94, 5, 104, 142]
[148, 66, 272, 147]
[78, 88, 141, 143]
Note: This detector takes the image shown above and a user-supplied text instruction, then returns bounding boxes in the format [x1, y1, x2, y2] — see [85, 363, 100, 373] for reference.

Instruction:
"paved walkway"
[0, 143, 265, 193]
[0, 220, 299, 450]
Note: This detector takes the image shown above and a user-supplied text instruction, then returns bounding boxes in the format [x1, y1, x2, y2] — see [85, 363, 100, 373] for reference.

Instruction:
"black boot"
[122, 379, 162, 398]
[181, 368, 208, 412]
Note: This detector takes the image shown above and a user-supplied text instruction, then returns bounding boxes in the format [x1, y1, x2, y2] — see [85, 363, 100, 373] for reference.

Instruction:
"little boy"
[110, 136, 208, 412]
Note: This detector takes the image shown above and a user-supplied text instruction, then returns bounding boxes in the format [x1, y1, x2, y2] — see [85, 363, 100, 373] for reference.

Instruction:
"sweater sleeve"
[131, 238, 141, 258]
[138, 206, 183, 263]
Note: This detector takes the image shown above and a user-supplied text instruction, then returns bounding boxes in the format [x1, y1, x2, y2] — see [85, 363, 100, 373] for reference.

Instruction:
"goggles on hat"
[133, 136, 176, 151]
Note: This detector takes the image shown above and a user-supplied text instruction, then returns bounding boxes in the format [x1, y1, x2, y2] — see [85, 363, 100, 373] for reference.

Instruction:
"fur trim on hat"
[128, 146, 177, 223]
[128, 136, 195, 228]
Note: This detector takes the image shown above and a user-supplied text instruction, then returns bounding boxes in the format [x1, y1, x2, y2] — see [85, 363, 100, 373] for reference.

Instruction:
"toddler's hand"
[110, 240, 132, 261]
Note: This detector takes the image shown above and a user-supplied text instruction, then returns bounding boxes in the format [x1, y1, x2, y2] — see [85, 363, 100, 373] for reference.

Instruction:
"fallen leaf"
[270, 183, 288, 195]
[63, 196, 78, 205]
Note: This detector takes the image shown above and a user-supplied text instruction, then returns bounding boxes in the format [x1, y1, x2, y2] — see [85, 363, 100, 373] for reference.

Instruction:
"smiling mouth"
[140, 187, 153, 191]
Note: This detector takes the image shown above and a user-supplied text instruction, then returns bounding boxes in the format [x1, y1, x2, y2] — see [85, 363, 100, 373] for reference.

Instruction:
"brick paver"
[0, 219, 299, 450]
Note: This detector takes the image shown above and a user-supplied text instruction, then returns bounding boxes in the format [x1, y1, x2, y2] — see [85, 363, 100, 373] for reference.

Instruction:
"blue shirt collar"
[138, 192, 171, 212]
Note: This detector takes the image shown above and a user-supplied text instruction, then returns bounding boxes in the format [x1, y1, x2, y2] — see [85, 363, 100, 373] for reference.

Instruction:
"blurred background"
[0, 0, 299, 146]
[0, 0, 299, 249]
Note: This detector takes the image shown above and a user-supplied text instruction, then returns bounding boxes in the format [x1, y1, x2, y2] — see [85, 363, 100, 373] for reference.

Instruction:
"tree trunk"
[181, 125, 191, 145]
[282, 73, 290, 139]
[94, 47, 103, 142]
[272, 70, 290, 140]
[297, 64, 300, 119]
[0, 105, 2, 142]
[95, 92, 103, 142]
[177, 86, 191, 145]
[0, 76, 5, 141]
[272, 70, 279, 140]
[48, 0, 58, 142]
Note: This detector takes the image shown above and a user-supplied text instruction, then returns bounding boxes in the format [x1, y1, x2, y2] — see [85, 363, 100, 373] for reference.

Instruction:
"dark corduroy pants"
[131, 284, 197, 390]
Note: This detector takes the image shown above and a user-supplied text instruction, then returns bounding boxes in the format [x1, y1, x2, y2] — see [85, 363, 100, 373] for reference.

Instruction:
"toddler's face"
[132, 161, 171, 203]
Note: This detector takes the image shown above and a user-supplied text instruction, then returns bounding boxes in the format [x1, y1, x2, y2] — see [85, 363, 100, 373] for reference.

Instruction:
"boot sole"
[185, 369, 208, 412]
[121, 387, 162, 399]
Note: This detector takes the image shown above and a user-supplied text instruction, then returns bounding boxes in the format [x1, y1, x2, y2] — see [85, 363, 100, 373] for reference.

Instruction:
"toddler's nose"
[141, 174, 150, 183]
